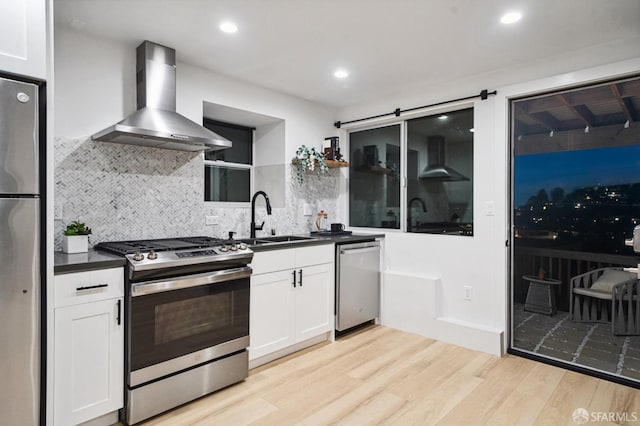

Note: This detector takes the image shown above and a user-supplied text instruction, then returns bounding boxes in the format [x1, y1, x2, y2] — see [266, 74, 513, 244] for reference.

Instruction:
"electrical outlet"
[205, 215, 218, 226]
[54, 203, 63, 220]
[464, 286, 473, 301]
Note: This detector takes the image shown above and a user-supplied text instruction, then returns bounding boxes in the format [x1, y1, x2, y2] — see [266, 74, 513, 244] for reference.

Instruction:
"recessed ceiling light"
[334, 69, 349, 79]
[219, 21, 238, 33]
[500, 11, 522, 24]
[438, 115, 448, 120]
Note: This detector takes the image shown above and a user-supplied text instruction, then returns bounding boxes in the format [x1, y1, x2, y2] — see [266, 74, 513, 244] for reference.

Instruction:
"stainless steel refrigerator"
[0, 75, 42, 425]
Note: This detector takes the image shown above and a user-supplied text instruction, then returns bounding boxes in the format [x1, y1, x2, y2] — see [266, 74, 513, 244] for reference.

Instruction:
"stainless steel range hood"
[419, 135, 469, 181]
[92, 41, 231, 152]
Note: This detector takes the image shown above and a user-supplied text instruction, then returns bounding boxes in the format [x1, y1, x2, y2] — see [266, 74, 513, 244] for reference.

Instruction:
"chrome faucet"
[407, 197, 427, 231]
[251, 191, 272, 238]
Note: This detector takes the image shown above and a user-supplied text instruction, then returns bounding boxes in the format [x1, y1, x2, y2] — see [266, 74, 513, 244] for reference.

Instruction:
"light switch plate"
[205, 215, 218, 226]
[485, 201, 495, 216]
[303, 203, 312, 216]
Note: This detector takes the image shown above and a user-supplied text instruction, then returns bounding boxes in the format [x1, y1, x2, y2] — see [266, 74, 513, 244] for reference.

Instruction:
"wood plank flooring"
[140, 326, 640, 425]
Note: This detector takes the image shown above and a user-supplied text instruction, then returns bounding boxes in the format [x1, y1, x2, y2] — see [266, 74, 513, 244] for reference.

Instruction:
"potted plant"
[293, 145, 329, 184]
[62, 220, 92, 253]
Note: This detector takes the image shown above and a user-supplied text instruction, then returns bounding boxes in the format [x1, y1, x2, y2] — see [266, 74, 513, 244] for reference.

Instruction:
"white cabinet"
[249, 244, 334, 363]
[251, 268, 297, 356]
[0, 0, 47, 79]
[295, 263, 333, 341]
[53, 268, 124, 426]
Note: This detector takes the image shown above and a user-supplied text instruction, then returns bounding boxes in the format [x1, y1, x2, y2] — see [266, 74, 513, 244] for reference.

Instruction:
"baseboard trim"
[249, 332, 331, 369]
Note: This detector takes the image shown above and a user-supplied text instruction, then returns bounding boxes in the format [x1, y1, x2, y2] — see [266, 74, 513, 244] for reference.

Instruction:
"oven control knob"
[219, 245, 229, 252]
[238, 243, 247, 250]
[147, 250, 158, 260]
[132, 251, 144, 261]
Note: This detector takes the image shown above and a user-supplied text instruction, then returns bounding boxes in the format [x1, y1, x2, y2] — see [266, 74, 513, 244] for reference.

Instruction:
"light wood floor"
[141, 326, 640, 425]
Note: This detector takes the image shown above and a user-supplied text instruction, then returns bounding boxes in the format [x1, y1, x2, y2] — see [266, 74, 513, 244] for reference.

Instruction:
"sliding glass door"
[509, 75, 640, 384]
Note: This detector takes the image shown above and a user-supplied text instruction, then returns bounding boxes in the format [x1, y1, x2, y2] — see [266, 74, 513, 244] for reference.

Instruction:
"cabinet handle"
[76, 283, 108, 292]
[116, 300, 122, 326]
[292, 270, 297, 288]
[298, 269, 303, 287]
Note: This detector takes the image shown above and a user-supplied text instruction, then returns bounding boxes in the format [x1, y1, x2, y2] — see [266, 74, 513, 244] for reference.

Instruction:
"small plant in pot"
[62, 220, 92, 254]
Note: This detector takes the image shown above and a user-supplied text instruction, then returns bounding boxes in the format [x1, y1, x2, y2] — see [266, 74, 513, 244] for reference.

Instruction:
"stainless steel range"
[95, 237, 253, 425]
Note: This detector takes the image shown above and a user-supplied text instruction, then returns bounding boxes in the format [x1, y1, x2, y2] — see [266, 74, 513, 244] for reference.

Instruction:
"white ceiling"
[54, 0, 640, 108]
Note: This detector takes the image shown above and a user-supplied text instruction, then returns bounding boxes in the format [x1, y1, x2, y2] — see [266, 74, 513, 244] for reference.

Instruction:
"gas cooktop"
[95, 236, 253, 271]
[95, 236, 230, 255]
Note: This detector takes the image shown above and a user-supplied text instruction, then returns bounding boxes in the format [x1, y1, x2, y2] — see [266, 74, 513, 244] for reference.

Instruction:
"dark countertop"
[54, 249, 126, 275]
[249, 232, 385, 252]
[53, 233, 384, 272]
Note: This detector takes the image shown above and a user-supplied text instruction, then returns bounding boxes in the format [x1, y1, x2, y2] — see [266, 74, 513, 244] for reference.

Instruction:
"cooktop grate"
[95, 236, 225, 255]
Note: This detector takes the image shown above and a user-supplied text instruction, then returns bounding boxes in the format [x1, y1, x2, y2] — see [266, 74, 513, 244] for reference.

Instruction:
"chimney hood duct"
[92, 41, 232, 152]
[419, 135, 469, 181]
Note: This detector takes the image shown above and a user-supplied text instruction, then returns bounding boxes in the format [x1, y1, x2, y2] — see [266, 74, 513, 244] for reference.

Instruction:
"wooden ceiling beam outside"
[619, 79, 640, 98]
[520, 79, 640, 114]
[512, 117, 542, 136]
[558, 94, 594, 127]
[513, 124, 640, 156]
[530, 111, 561, 131]
[512, 77, 639, 137]
[610, 83, 635, 122]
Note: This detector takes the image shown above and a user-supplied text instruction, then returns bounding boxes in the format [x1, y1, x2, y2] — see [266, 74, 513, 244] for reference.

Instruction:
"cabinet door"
[295, 263, 333, 342]
[54, 298, 124, 426]
[0, 0, 46, 79]
[249, 270, 296, 360]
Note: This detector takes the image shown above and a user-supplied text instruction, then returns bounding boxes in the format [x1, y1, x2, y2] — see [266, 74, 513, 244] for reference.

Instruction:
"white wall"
[53, 27, 339, 242]
[54, 27, 335, 161]
[337, 48, 640, 355]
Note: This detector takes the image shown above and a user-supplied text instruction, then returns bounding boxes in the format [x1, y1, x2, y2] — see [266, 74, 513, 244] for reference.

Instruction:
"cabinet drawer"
[54, 268, 124, 308]
[251, 248, 296, 274]
[295, 244, 333, 267]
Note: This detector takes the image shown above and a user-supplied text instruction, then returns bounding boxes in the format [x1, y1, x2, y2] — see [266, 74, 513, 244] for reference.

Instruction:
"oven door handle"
[131, 266, 252, 297]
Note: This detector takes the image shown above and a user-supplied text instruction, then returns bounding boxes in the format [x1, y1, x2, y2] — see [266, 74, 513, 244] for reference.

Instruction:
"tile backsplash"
[54, 136, 340, 249]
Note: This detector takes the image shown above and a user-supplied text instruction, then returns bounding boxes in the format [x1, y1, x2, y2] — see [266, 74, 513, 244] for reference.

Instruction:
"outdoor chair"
[570, 267, 640, 335]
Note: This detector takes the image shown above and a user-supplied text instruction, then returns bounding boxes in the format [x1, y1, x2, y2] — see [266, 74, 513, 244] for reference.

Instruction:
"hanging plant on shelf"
[293, 145, 329, 184]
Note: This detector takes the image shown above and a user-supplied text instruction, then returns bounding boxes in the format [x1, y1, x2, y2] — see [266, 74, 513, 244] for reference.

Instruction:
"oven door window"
[130, 277, 249, 371]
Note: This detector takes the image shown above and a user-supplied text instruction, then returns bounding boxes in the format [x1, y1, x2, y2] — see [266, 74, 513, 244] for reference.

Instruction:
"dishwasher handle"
[340, 246, 380, 256]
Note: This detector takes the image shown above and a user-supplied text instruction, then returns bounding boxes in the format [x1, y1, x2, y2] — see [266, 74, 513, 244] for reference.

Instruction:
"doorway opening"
[509, 75, 640, 385]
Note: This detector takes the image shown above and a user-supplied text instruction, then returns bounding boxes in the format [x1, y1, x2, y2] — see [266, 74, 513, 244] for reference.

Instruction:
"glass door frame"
[506, 76, 640, 390]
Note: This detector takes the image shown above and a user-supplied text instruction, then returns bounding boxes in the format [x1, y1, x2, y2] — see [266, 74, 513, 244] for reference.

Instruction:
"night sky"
[514, 145, 640, 207]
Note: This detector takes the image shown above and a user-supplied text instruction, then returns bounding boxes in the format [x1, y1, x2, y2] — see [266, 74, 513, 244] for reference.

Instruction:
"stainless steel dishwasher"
[336, 240, 381, 331]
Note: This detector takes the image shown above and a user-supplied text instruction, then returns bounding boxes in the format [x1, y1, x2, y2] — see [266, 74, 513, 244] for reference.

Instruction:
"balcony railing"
[513, 246, 639, 312]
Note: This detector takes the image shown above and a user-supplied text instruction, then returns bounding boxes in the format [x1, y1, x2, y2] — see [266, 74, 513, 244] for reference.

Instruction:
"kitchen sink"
[237, 238, 272, 245]
[259, 235, 314, 243]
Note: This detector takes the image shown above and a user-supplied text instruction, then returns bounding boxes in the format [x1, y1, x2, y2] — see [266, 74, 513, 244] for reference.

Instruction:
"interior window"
[406, 108, 474, 235]
[348, 125, 401, 229]
[347, 107, 474, 235]
[203, 119, 253, 202]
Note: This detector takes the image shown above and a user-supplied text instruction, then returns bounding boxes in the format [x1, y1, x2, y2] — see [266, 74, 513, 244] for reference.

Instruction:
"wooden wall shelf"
[325, 159, 349, 168]
[291, 158, 349, 168]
